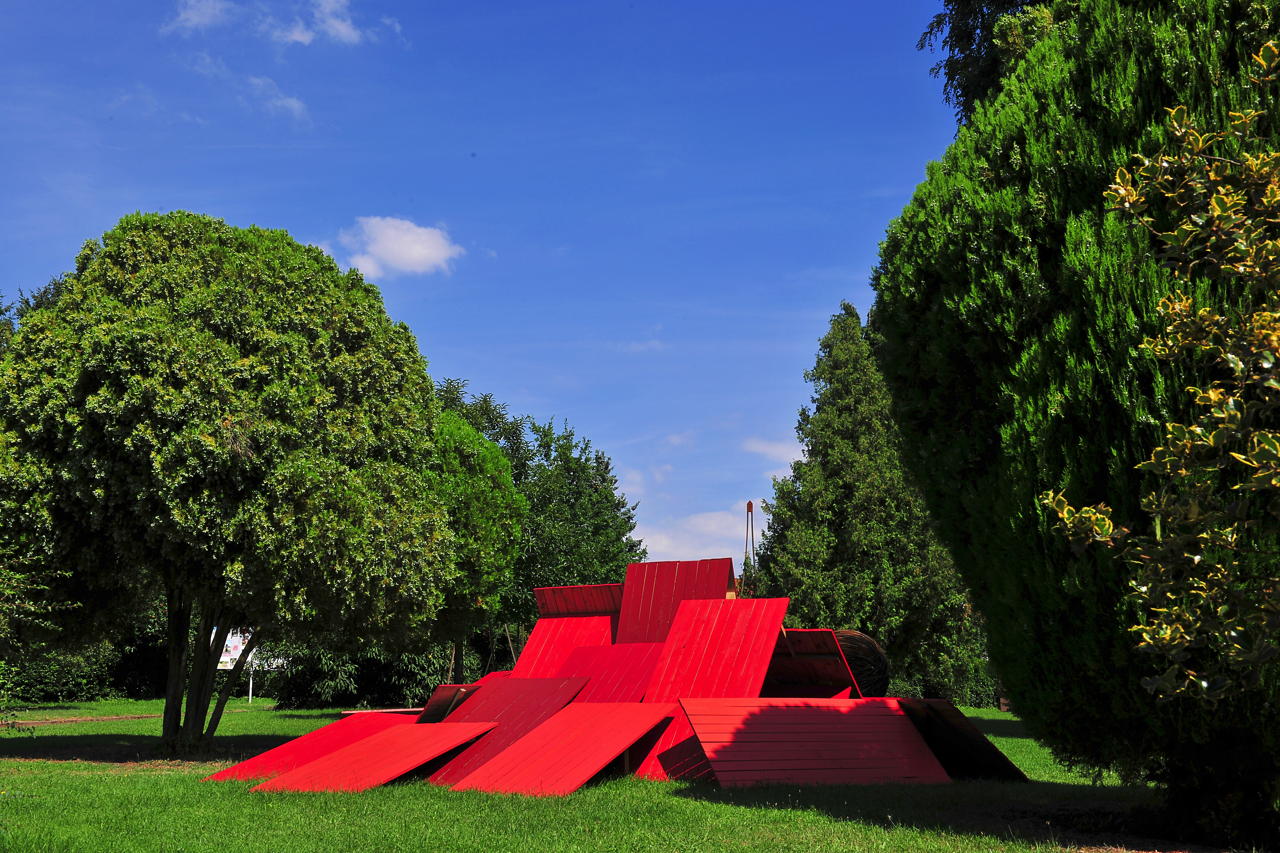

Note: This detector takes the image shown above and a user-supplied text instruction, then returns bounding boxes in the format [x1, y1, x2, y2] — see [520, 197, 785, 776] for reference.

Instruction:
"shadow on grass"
[671, 779, 1207, 852]
[0, 732, 296, 764]
[966, 716, 1033, 740]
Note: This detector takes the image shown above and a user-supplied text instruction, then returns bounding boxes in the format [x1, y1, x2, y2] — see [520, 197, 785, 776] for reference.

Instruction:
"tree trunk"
[453, 639, 465, 684]
[205, 630, 260, 740]
[179, 600, 226, 750]
[161, 585, 192, 746]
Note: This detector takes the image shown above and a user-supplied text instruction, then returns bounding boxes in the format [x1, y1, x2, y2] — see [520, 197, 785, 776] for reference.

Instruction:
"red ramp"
[554, 642, 664, 703]
[429, 676, 587, 785]
[453, 703, 675, 796]
[251, 722, 496, 793]
[682, 697, 950, 787]
[204, 711, 416, 782]
[534, 583, 623, 616]
[510, 615, 614, 678]
[634, 597, 789, 781]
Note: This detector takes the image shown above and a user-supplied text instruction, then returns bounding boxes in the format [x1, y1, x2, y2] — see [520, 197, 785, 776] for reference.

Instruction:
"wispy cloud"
[665, 431, 694, 447]
[161, 0, 236, 35]
[265, 0, 376, 46]
[339, 216, 465, 279]
[743, 436, 802, 479]
[634, 501, 760, 565]
[616, 339, 666, 353]
[247, 76, 308, 121]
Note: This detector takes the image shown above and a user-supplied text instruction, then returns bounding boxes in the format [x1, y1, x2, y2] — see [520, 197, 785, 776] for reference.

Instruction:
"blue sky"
[1, 1, 955, 566]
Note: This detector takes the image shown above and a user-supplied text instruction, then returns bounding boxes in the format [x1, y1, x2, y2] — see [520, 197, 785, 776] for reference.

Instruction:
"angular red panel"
[204, 711, 417, 782]
[554, 642, 664, 703]
[429, 676, 587, 785]
[453, 702, 675, 796]
[251, 722, 497, 793]
[534, 583, 623, 616]
[682, 697, 950, 787]
[510, 614, 615, 678]
[418, 683, 481, 723]
[763, 628, 861, 697]
[615, 559, 733, 644]
[634, 597, 789, 780]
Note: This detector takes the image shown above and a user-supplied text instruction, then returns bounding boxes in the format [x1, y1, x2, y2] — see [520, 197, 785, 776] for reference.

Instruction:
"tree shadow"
[669, 701, 1203, 852]
[0, 732, 296, 764]
[966, 716, 1032, 740]
[671, 779, 1200, 852]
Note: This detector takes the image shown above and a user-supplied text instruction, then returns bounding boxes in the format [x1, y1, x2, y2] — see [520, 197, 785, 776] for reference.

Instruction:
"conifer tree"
[748, 304, 990, 702]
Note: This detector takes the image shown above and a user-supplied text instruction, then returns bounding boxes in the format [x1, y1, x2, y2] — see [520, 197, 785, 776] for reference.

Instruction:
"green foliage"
[0, 211, 453, 750]
[918, 1, 1048, 123]
[8, 640, 120, 703]
[874, 1, 1279, 844]
[429, 410, 526, 641]
[437, 380, 646, 629]
[747, 305, 993, 706]
[266, 639, 475, 709]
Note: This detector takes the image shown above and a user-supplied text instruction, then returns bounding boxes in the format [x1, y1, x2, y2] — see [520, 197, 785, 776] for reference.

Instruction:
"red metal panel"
[250, 722, 497, 793]
[452, 702, 676, 796]
[633, 597, 789, 780]
[682, 697, 950, 787]
[615, 559, 733, 644]
[554, 642, 664, 703]
[763, 628, 862, 697]
[430, 676, 587, 785]
[510, 614, 615, 678]
[534, 583, 623, 616]
[204, 711, 416, 782]
[418, 683, 482, 723]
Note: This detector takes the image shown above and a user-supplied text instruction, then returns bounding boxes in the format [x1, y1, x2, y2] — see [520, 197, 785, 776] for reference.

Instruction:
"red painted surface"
[204, 712, 416, 782]
[251, 722, 497, 793]
[634, 597, 789, 780]
[453, 702, 675, 796]
[615, 559, 734, 644]
[510, 614, 615, 678]
[429, 676, 588, 785]
[681, 697, 951, 787]
[554, 642, 664, 703]
[534, 583, 623, 617]
[763, 628, 862, 697]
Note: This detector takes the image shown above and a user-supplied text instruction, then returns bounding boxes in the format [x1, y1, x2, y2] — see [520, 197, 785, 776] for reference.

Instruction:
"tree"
[1046, 58, 1280, 839]
[0, 212, 456, 752]
[437, 380, 646, 628]
[917, 1, 1048, 123]
[746, 304, 991, 702]
[873, 0, 1278, 843]
[429, 410, 526, 677]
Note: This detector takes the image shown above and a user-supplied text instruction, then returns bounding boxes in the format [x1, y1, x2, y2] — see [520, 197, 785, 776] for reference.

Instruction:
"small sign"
[218, 631, 250, 670]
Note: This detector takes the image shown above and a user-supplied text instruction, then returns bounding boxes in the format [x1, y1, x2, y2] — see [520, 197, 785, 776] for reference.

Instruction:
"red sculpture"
[206, 558, 1024, 794]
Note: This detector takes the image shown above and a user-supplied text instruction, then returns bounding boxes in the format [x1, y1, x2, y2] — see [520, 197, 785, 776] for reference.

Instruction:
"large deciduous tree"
[0, 211, 456, 751]
[746, 304, 990, 702]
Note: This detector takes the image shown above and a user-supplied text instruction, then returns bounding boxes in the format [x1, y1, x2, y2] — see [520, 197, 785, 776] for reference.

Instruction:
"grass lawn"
[0, 700, 1202, 852]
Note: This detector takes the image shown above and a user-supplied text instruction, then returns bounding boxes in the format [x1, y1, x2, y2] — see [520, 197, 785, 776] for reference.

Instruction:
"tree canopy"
[0, 211, 457, 750]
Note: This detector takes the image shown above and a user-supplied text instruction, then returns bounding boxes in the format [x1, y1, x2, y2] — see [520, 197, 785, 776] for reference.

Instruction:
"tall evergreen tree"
[748, 304, 989, 702]
[875, 0, 1279, 841]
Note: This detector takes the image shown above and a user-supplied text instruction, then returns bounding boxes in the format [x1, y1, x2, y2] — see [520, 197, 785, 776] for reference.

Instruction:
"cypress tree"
[872, 0, 1279, 840]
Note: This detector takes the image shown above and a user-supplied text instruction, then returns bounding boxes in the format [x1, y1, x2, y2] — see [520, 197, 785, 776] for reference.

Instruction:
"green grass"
[0, 704, 1174, 852]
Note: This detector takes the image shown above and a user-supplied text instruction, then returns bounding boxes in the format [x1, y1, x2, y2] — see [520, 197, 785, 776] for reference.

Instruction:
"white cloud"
[339, 216, 465, 279]
[267, 0, 371, 46]
[619, 467, 646, 500]
[665, 431, 694, 447]
[635, 501, 764, 565]
[162, 0, 236, 34]
[742, 437, 801, 464]
[314, 0, 363, 43]
[246, 76, 309, 122]
[267, 18, 316, 45]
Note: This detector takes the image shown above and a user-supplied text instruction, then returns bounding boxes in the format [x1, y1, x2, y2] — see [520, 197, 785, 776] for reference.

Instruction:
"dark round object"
[834, 630, 890, 697]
